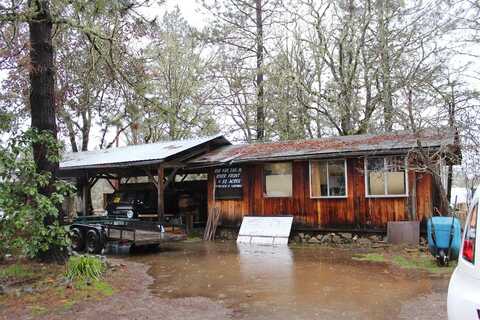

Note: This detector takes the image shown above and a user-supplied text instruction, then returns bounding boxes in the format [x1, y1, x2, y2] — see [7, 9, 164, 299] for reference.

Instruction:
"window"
[463, 204, 477, 264]
[365, 156, 407, 196]
[310, 160, 347, 198]
[264, 162, 292, 197]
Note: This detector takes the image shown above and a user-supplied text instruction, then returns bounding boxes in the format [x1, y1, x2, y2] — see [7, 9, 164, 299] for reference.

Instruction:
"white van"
[448, 189, 480, 319]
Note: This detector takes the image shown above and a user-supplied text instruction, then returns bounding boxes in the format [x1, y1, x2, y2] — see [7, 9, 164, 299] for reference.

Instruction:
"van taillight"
[463, 239, 475, 263]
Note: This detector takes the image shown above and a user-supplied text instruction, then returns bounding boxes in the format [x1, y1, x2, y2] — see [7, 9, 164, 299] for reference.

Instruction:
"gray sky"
[142, 0, 207, 28]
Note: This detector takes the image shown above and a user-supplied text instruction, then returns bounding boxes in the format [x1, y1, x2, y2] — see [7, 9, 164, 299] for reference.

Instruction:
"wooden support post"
[411, 173, 417, 221]
[81, 178, 89, 216]
[157, 165, 165, 223]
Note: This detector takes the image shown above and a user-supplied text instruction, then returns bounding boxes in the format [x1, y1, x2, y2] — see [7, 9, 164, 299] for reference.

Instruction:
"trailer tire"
[147, 244, 160, 251]
[86, 230, 103, 254]
[70, 228, 85, 252]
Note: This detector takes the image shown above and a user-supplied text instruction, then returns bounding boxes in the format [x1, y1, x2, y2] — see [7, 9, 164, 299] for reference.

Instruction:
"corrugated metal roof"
[60, 134, 229, 170]
[190, 129, 458, 165]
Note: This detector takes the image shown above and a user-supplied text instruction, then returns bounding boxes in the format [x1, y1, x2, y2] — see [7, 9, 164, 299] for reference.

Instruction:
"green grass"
[352, 251, 456, 274]
[91, 280, 114, 296]
[352, 253, 386, 262]
[73, 279, 114, 296]
[0, 264, 35, 280]
[30, 305, 48, 316]
[391, 255, 456, 273]
[0, 259, 115, 319]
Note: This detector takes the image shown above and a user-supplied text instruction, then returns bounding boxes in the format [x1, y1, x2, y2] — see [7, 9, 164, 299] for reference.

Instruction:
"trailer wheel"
[70, 228, 85, 252]
[86, 230, 103, 254]
[147, 244, 160, 251]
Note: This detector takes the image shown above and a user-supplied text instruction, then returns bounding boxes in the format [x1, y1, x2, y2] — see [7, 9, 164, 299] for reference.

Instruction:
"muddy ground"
[0, 241, 452, 320]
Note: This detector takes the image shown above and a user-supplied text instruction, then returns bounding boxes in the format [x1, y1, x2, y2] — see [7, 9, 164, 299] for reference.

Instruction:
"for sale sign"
[214, 166, 243, 199]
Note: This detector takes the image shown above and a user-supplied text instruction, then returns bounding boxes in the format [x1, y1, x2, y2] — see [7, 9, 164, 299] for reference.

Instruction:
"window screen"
[264, 162, 292, 197]
[310, 160, 347, 197]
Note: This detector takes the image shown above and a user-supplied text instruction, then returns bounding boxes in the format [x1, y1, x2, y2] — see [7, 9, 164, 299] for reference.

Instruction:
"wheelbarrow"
[427, 216, 461, 266]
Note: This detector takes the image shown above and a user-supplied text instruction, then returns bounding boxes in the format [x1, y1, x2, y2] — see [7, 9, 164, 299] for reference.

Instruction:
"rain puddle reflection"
[125, 241, 438, 320]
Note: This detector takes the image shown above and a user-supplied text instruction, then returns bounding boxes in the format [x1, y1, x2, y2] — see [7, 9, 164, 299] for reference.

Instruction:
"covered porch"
[59, 134, 230, 233]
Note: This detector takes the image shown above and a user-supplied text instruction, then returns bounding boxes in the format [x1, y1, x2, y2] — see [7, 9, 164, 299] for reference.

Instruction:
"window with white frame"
[310, 159, 347, 198]
[264, 162, 292, 197]
[365, 156, 407, 196]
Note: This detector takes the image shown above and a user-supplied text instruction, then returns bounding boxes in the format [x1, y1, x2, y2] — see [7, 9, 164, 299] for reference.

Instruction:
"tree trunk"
[255, 0, 265, 141]
[446, 81, 456, 205]
[432, 171, 451, 215]
[64, 115, 79, 152]
[446, 164, 453, 205]
[28, 0, 67, 263]
[407, 89, 449, 215]
[81, 109, 91, 151]
[378, 0, 393, 131]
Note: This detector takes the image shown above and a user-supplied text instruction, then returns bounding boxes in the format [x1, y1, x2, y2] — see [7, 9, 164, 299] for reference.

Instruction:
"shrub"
[0, 129, 75, 259]
[65, 256, 106, 281]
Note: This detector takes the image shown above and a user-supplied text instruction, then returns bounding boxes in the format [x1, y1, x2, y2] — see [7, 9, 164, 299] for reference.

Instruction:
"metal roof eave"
[188, 145, 445, 168]
[59, 158, 166, 172]
[59, 134, 231, 175]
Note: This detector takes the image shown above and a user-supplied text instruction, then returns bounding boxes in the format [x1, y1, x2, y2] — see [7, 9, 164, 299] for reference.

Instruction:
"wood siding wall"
[207, 158, 434, 229]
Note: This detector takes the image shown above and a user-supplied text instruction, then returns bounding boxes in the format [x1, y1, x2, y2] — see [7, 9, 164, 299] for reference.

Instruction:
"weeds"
[65, 256, 106, 281]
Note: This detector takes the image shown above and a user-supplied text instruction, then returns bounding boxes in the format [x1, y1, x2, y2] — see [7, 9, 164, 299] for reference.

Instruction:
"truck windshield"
[111, 190, 153, 206]
[110, 192, 136, 204]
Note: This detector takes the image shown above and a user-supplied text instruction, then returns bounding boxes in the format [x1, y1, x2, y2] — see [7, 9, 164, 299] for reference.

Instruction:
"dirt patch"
[0, 259, 63, 289]
[0, 258, 231, 320]
[399, 292, 448, 320]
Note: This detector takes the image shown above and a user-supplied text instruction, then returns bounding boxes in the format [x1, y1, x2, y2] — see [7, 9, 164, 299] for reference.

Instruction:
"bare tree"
[201, 0, 282, 141]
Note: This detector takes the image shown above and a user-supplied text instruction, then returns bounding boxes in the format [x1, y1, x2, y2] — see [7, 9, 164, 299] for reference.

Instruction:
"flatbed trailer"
[69, 216, 186, 254]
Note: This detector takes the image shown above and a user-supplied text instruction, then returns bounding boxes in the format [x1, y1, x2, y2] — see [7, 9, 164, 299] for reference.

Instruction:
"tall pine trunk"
[378, 0, 393, 131]
[255, 0, 265, 141]
[28, 0, 66, 262]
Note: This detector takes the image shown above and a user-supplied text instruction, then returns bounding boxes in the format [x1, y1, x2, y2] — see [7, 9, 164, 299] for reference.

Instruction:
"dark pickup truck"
[105, 183, 159, 220]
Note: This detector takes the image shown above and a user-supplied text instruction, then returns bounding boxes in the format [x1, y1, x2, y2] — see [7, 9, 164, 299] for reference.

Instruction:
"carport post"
[157, 165, 165, 223]
[80, 175, 89, 216]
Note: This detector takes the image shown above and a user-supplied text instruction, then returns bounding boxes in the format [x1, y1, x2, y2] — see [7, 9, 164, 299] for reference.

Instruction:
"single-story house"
[59, 129, 460, 232]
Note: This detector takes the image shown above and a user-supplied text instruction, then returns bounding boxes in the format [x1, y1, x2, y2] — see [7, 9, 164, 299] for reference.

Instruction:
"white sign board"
[237, 216, 293, 245]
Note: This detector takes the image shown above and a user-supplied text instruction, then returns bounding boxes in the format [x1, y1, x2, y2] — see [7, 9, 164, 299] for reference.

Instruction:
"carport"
[59, 134, 230, 226]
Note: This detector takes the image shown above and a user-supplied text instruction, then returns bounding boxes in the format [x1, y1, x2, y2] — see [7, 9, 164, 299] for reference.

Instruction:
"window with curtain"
[366, 156, 407, 196]
[310, 160, 347, 198]
[264, 162, 292, 197]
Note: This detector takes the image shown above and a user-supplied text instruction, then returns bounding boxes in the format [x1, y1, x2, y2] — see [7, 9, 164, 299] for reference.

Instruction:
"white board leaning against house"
[237, 216, 293, 245]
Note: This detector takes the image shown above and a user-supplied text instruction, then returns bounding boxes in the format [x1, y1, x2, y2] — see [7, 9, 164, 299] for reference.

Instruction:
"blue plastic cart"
[427, 216, 462, 266]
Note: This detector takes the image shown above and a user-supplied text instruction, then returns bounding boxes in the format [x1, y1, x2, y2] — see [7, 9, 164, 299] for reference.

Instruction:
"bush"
[0, 129, 75, 259]
[65, 256, 106, 281]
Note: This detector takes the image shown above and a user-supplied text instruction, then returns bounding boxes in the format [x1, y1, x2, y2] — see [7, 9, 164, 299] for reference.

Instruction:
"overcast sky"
[143, 0, 207, 28]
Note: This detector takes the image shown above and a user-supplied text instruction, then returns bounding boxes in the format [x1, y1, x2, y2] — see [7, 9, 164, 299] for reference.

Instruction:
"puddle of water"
[122, 242, 439, 320]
